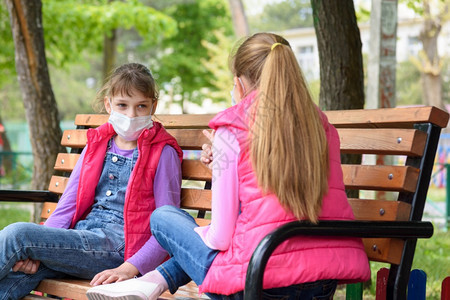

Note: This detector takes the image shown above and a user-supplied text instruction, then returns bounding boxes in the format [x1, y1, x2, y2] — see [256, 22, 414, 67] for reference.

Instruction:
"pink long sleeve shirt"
[194, 127, 240, 250]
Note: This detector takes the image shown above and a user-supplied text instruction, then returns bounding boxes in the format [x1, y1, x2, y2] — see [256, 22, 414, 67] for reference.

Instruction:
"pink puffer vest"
[199, 91, 370, 295]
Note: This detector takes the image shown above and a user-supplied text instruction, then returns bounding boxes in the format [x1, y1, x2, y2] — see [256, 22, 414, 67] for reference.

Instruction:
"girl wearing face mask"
[0, 63, 183, 300]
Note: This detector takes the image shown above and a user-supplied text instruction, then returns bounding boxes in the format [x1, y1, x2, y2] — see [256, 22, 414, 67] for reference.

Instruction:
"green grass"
[0, 204, 31, 229]
[364, 228, 449, 299]
[427, 186, 447, 203]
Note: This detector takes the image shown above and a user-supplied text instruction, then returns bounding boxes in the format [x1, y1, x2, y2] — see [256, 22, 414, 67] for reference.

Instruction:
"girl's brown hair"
[232, 33, 329, 223]
[94, 63, 158, 112]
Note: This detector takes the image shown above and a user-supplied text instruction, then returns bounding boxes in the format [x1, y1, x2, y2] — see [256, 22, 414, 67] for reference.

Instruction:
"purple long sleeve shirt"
[44, 140, 182, 275]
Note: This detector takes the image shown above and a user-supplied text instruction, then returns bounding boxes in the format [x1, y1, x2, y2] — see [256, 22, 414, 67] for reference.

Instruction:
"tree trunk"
[6, 0, 65, 221]
[228, 0, 249, 37]
[311, 0, 364, 198]
[418, 0, 446, 111]
[311, 0, 364, 111]
[103, 28, 117, 81]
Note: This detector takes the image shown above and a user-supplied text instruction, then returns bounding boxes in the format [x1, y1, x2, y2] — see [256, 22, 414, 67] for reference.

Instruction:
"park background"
[0, 0, 449, 298]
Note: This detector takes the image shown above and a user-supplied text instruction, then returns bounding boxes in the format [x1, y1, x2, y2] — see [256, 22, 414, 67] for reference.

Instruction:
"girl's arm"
[194, 127, 240, 250]
[126, 145, 182, 275]
[44, 147, 86, 228]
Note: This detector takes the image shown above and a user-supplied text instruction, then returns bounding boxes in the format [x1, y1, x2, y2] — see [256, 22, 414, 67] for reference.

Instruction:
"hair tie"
[271, 42, 283, 51]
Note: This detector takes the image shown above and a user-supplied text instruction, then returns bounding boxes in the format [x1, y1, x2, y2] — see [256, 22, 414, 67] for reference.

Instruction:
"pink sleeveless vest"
[199, 91, 370, 295]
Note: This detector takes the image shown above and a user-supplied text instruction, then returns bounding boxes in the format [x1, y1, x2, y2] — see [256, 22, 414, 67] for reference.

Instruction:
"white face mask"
[108, 99, 154, 141]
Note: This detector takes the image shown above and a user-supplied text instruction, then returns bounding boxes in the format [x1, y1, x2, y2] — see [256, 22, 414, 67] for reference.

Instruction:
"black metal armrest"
[0, 190, 59, 203]
[244, 220, 433, 300]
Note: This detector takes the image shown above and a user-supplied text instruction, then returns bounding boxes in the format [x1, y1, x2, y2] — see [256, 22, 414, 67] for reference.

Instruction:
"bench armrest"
[0, 190, 59, 203]
[244, 220, 433, 299]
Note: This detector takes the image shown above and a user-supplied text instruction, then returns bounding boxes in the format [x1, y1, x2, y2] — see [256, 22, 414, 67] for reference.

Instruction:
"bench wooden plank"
[342, 165, 419, 192]
[61, 128, 428, 156]
[181, 189, 212, 210]
[49, 164, 420, 198]
[75, 107, 449, 130]
[349, 200, 411, 221]
[40, 202, 58, 220]
[61, 129, 88, 148]
[182, 160, 211, 181]
[48, 176, 69, 194]
[35, 279, 90, 300]
[325, 106, 449, 129]
[339, 128, 427, 156]
[362, 237, 404, 264]
[74, 114, 215, 129]
[54, 153, 81, 172]
[61, 128, 210, 150]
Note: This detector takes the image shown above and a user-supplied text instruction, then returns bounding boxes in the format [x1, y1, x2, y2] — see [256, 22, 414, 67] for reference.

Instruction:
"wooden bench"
[0, 106, 448, 299]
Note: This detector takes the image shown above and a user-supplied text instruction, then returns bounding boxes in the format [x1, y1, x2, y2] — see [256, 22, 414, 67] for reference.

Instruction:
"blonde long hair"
[232, 33, 329, 223]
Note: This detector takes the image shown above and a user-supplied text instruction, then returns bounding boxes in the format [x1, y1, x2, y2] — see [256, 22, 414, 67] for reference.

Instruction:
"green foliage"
[0, 3, 16, 85]
[0, 0, 178, 121]
[0, 0, 177, 85]
[396, 59, 422, 106]
[49, 62, 102, 120]
[146, 0, 233, 106]
[247, 0, 313, 32]
[42, 0, 177, 68]
[201, 30, 234, 104]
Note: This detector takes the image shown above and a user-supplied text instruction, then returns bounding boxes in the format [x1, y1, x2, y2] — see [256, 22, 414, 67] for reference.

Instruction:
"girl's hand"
[200, 129, 215, 169]
[90, 262, 139, 286]
[12, 259, 40, 274]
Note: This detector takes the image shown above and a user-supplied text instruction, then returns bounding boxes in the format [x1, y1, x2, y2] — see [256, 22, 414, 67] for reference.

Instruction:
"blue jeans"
[151, 206, 338, 300]
[0, 222, 125, 300]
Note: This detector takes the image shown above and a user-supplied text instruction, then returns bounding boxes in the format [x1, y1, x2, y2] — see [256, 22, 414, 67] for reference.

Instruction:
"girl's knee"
[151, 206, 193, 232]
[151, 205, 177, 227]
[1, 222, 36, 238]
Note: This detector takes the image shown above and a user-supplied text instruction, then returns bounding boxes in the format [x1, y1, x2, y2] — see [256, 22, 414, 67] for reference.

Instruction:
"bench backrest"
[43, 106, 448, 267]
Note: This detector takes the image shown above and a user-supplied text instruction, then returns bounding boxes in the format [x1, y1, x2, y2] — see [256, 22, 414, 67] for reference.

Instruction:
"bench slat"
[349, 199, 411, 221]
[61, 129, 210, 150]
[75, 107, 449, 130]
[54, 153, 81, 172]
[39, 199, 411, 224]
[61, 128, 427, 156]
[182, 160, 211, 180]
[181, 189, 212, 210]
[325, 106, 449, 129]
[48, 176, 69, 194]
[362, 238, 404, 264]
[342, 165, 419, 192]
[35, 279, 90, 300]
[75, 114, 216, 129]
[53, 154, 421, 193]
[40, 202, 58, 220]
[61, 129, 88, 148]
[339, 128, 426, 156]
